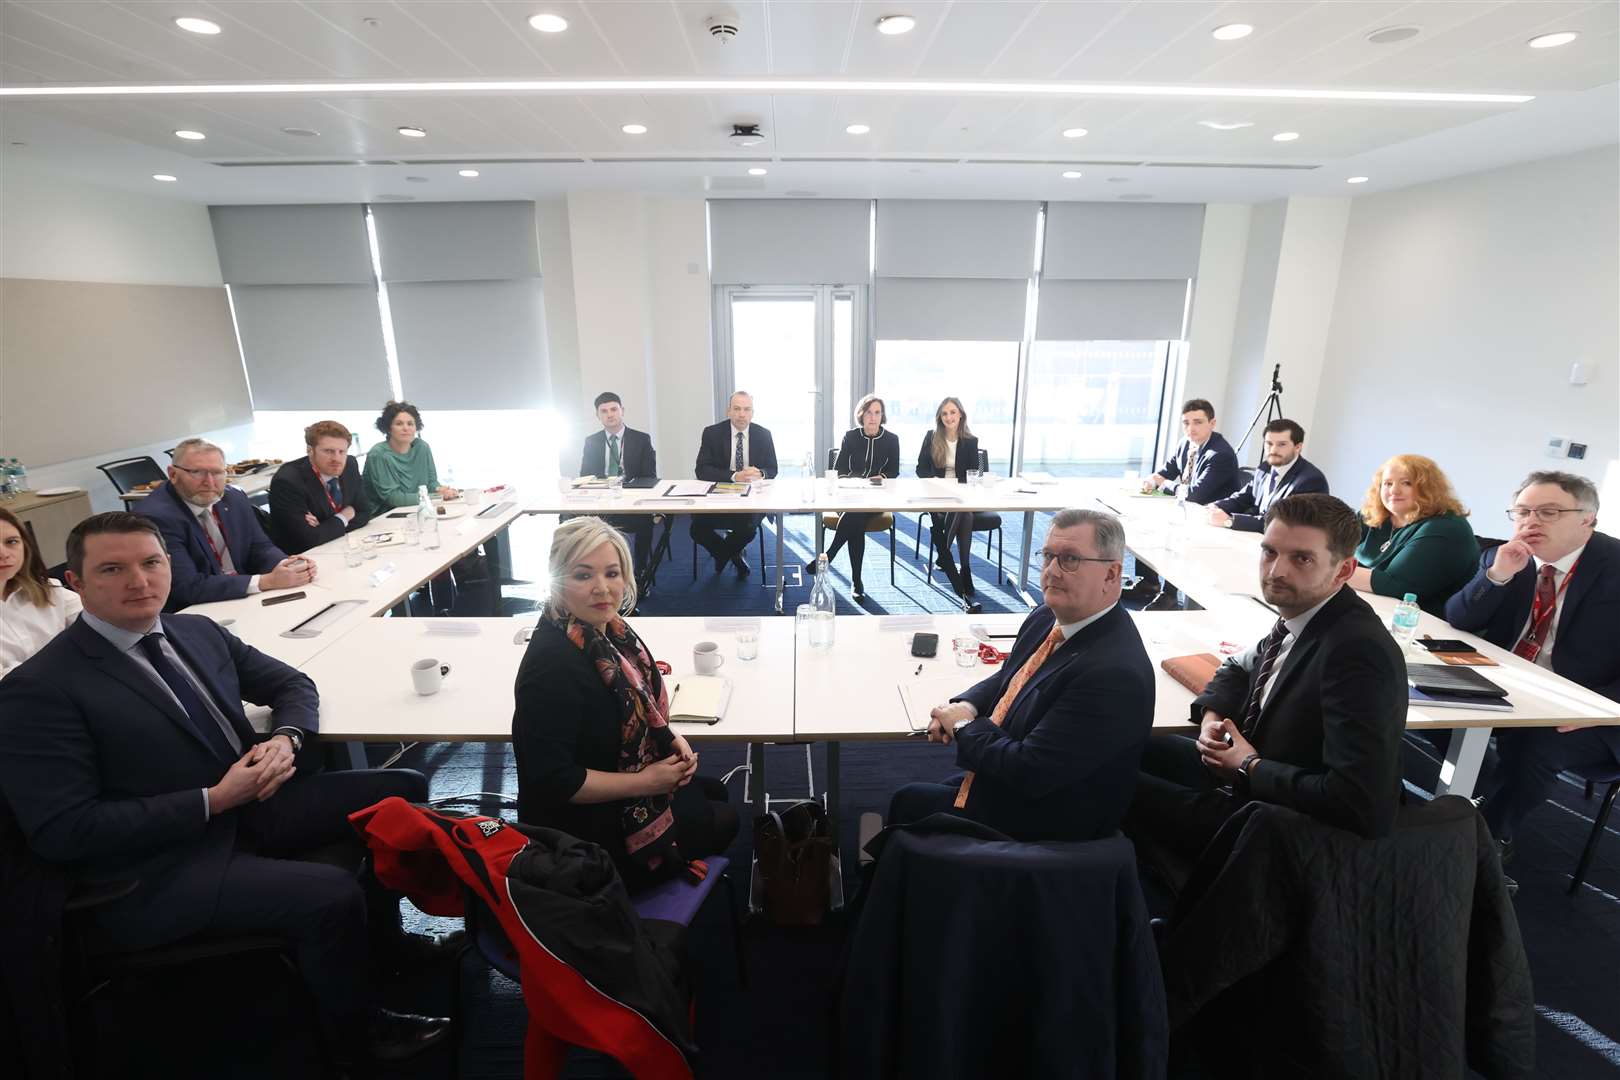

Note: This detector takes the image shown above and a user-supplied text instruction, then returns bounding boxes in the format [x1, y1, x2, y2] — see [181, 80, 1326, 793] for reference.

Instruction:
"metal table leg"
[775, 517, 787, 614]
[750, 741, 768, 820]
[1436, 725, 1491, 798]
[1015, 509, 1037, 606]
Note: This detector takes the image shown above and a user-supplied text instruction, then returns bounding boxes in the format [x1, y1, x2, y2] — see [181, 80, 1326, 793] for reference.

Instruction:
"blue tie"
[734, 431, 744, 473]
[138, 633, 241, 761]
[326, 476, 342, 507]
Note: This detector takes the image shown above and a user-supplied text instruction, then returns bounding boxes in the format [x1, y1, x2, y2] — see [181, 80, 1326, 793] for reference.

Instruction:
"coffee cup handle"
[440, 664, 452, 677]
[713, 655, 724, 669]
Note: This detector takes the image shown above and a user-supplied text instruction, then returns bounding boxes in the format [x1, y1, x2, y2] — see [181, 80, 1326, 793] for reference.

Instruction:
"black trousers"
[887, 775, 971, 828]
[1123, 734, 1244, 896]
[602, 514, 655, 580]
[929, 512, 976, 595]
[826, 513, 878, 583]
[691, 513, 760, 565]
[1483, 726, 1620, 841]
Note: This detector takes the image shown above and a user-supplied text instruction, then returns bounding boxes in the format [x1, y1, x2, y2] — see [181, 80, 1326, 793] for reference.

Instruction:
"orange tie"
[954, 623, 1067, 808]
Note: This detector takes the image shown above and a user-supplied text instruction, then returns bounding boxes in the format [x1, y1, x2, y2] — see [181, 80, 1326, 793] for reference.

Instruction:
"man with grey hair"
[137, 437, 314, 610]
[886, 508, 1155, 841]
[1445, 470, 1619, 863]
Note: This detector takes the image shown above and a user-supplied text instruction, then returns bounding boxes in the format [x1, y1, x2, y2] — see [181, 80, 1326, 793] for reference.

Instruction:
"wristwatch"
[1238, 753, 1261, 779]
[953, 717, 974, 734]
[271, 726, 305, 754]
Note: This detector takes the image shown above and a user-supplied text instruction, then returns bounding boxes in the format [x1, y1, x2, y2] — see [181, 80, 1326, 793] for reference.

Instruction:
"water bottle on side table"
[807, 552, 836, 649]
[10, 459, 27, 493]
[1390, 593, 1421, 648]
[416, 485, 441, 551]
[0, 460, 13, 500]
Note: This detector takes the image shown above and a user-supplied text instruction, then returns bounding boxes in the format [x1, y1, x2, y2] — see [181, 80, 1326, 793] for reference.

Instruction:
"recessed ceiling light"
[458, 168, 479, 177]
[747, 167, 768, 176]
[845, 123, 871, 135]
[173, 17, 221, 35]
[1211, 23, 1252, 41]
[875, 15, 916, 35]
[621, 123, 648, 135]
[1366, 26, 1421, 45]
[173, 129, 206, 140]
[152, 173, 177, 182]
[1528, 31, 1578, 49]
[1198, 120, 1253, 131]
[1272, 131, 1300, 142]
[1346, 176, 1369, 184]
[1061, 127, 1088, 138]
[1061, 170, 1082, 179]
[528, 13, 568, 33]
[281, 126, 320, 137]
[397, 125, 427, 138]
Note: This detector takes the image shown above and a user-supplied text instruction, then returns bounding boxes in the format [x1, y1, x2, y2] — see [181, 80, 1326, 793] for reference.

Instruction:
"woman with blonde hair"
[1351, 454, 1477, 613]
[914, 396, 982, 612]
[0, 506, 83, 678]
[513, 516, 737, 888]
[810, 393, 901, 599]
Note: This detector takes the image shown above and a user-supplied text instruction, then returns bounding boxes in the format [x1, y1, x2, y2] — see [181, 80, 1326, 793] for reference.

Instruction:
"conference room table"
[525, 475, 1095, 612]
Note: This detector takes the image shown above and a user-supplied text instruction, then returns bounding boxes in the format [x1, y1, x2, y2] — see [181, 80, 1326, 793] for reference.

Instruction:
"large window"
[874, 340, 1021, 475]
[1022, 340, 1172, 477]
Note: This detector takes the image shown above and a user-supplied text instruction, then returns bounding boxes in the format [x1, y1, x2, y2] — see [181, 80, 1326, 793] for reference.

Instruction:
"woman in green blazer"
[1351, 453, 1478, 613]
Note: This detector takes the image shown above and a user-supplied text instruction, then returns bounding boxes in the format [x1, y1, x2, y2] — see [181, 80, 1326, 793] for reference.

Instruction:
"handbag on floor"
[754, 801, 836, 926]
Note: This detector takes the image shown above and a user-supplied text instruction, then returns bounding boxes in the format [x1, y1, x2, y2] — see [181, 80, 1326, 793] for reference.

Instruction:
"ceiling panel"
[981, 1, 1133, 80]
[383, 1, 554, 77]
[1055, 0, 1212, 81]
[908, 2, 1045, 78]
[765, 1, 858, 75]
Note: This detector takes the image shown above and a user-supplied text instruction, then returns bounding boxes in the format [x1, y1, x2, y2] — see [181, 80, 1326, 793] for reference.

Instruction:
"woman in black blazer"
[915, 396, 982, 612]
[810, 394, 901, 599]
[513, 517, 737, 890]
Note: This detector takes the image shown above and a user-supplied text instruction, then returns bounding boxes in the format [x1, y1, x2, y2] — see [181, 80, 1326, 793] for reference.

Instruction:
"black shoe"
[712, 552, 727, 573]
[805, 560, 818, 578]
[731, 555, 751, 578]
[367, 1007, 452, 1062]
[963, 600, 983, 615]
[852, 577, 865, 599]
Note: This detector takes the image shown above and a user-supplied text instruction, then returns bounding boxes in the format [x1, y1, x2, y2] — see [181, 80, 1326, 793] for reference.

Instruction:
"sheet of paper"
[664, 481, 714, 498]
[897, 674, 980, 732]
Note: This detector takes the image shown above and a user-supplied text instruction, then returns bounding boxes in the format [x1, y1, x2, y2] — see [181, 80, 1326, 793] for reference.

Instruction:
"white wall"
[1311, 145, 1620, 527]
[1183, 203, 1252, 428]
[1255, 197, 1350, 446]
[1222, 199, 1287, 433]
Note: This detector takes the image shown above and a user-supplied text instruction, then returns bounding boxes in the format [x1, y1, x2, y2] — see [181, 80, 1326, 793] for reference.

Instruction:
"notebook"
[625, 476, 661, 489]
[1161, 653, 1222, 694]
[670, 676, 731, 724]
[1409, 687, 1514, 712]
[1406, 663, 1508, 700]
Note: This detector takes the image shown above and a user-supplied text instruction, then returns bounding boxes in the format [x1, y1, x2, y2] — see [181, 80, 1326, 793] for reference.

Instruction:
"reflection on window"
[1024, 340, 1170, 478]
[874, 340, 1021, 474]
[833, 296, 853, 438]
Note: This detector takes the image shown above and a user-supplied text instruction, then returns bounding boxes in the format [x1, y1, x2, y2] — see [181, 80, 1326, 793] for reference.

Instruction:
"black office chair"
[820, 448, 898, 586]
[690, 513, 774, 582]
[96, 456, 165, 496]
[1570, 766, 1620, 895]
[913, 449, 1004, 585]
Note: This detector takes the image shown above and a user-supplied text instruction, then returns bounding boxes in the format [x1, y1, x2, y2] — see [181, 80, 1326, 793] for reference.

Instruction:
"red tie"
[1512, 564, 1559, 661]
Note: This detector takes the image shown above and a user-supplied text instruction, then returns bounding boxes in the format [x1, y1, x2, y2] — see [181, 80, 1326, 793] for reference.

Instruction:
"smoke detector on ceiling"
[705, 10, 741, 43]
[728, 123, 766, 147]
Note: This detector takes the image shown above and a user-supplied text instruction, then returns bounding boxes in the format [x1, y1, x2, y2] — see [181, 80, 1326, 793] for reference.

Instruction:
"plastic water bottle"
[807, 552, 836, 649]
[801, 450, 816, 501]
[1390, 593, 1421, 648]
[0, 462, 13, 500]
[10, 459, 26, 493]
[416, 485, 441, 551]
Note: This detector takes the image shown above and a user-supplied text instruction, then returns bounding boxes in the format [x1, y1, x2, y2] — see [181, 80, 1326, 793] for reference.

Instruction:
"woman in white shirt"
[0, 507, 82, 678]
[914, 397, 983, 613]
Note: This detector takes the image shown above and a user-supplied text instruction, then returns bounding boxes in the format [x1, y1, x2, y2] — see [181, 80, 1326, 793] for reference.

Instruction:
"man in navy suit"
[0, 513, 448, 1062]
[578, 392, 658, 584]
[267, 420, 372, 554]
[692, 390, 779, 578]
[1143, 398, 1241, 505]
[888, 509, 1154, 841]
[137, 438, 313, 610]
[1208, 418, 1329, 532]
[1445, 471, 1620, 859]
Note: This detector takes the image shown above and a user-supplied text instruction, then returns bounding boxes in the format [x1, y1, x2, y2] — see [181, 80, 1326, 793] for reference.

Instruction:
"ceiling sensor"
[729, 123, 766, 147]
[1366, 26, 1420, 45]
[705, 10, 741, 43]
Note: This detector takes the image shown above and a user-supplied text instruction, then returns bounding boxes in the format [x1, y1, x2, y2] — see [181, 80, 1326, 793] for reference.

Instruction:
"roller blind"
[388, 279, 548, 409]
[708, 200, 871, 284]
[227, 285, 394, 410]
[875, 278, 1029, 341]
[875, 200, 1038, 279]
[208, 204, 374, 285]
[1035, 279, 1190, 342]
[1042, 203, 1205, 280]
[369, 201, 540, 283]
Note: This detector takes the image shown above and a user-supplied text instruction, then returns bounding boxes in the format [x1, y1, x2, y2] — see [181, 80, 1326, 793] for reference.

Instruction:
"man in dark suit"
[888, 508, 1154, 841]
[1126, 494, 1408, 894]
[1143, 398, 1242, 505]
[578, 392, 658, 584]
[0, 513, 448, 1062]
[1208, 418, 1329, 532]
[137, 437, 313, 610]
[692, 390, 779, 578]
[268, 419, 372, 554]
[1445, 471, 1620, 859]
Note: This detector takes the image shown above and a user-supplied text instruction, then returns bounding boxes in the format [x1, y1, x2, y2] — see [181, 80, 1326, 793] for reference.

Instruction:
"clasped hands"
[926, 702, 977, 746]
[642, 734, 699, 796]
[206, 733, 300, 813]
[1196, 711, 1255, 781]
[731, 466, 764, 483]
[261, 556, 317, 591]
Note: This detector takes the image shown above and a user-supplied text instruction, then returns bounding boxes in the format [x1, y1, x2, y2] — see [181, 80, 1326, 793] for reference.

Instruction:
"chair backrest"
[827, 447, 838, 471]
[97, 456, 165, 495]
[1476, 536, 1506, 555]
[1237, 465, 1257, 486]
[976, 448, 990, 473]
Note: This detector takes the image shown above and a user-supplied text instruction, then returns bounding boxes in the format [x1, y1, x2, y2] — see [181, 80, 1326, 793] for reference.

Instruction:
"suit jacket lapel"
[165, 483, 220, 571]
[1555, 539, 1609, 633]
[1257, 590, 1351, 721]
[162, 618, 251, 749]
[69, 619, 195, 732]
[1003, 607, 1114, 733]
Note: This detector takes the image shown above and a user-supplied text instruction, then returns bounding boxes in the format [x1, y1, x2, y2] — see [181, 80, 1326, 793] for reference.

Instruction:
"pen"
[914, 663, 923, 675]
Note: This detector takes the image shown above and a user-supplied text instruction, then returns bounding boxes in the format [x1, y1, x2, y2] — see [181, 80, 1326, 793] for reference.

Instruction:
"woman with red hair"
[1350, 454, 1477, 613]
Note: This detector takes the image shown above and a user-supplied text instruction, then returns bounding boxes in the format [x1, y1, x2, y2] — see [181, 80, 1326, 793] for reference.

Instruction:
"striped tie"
[1241, 618, 1290, 736]
[955, 623, 1067, 808]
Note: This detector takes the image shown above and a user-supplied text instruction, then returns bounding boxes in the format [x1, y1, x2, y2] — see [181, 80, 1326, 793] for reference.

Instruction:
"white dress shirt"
[1231, 590, 1336, 711]
[0, 581, 83, 678]
[1507, 543, 1586, 671]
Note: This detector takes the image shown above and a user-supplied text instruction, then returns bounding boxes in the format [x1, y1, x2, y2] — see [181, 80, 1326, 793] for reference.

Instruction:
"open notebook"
[670, 675, 732, 725]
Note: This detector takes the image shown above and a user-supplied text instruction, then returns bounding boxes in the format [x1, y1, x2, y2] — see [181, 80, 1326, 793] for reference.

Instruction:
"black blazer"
[1213, 455, 1330, 532]
[267, 457, 371, 555]
[1156, 432, 1241, 505]
[1193, 585, 1407, 839]
[1444, 531, 1620, 750]
[578, 427, 657, 481]
[951, 603, 1154, 842]
[915, 432, 980, 483]
[136, 482, 287, 610]
[0, 613, 319, 948]
[834, 427, 901, 479]
[694, 421, 778, 483]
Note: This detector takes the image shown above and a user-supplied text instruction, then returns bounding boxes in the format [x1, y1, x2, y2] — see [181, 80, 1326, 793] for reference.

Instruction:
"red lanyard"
[1524, 557, 1580, 645]
[312, 463, 340, 512]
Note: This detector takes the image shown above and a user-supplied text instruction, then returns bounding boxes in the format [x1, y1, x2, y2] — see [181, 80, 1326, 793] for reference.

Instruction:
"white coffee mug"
[411, 658, 452, 695]
[693, 641, 725, 674]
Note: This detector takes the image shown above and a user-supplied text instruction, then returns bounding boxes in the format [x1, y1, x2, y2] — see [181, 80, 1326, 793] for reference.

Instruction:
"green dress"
[1356, 510, 1477, 613]
[363, 438, 440, 515]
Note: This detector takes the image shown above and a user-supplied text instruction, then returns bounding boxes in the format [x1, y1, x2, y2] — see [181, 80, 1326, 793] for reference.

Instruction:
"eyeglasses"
[1039, 550, 1115, 573]
[172, 465, 227, 481]
[1505, 506, 1588, 524]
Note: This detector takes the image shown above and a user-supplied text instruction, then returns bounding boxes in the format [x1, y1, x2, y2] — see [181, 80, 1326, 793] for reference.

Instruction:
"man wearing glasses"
[886, 508, 1154, 842]
[138, 438, 314, 610]
[1445, 471, 1619, 867]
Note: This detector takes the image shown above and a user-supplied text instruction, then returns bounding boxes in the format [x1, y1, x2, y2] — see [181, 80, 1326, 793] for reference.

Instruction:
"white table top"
[526, 476, 1096, 516]
[301, 615, 796, 744]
